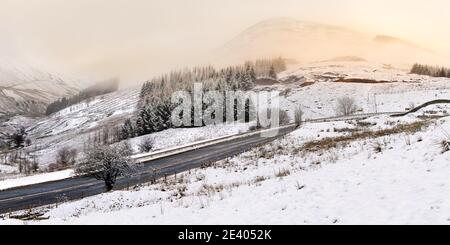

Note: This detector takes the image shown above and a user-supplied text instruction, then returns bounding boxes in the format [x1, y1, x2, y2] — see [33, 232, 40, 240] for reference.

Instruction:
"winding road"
[0, 125, 296, 214]
[2, 108, 427, 215]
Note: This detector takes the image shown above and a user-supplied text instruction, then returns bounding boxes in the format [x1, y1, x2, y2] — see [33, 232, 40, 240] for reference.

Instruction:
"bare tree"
[0, 127, 28, 149]
[294, 107, 304, 127]
[279, 109, 291, 125]
[55, 147, 78, 168]
[138, 137, 155, 153]
[336, 97, 357, 116]
[17, 152, 32, 175]
[31, 156, 40, 173]
[75, 143, 138, 191]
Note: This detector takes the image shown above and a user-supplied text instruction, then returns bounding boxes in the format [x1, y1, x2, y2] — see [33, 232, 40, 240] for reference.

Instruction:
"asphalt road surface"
[0, 125, 296, 214]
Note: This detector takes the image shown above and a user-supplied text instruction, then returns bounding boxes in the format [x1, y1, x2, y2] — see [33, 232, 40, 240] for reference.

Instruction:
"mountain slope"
[215, 17, 445, 66]
[0, 60, 85, 117]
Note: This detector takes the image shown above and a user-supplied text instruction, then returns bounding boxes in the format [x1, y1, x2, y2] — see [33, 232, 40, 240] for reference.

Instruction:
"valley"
[2, 59, 450, 224]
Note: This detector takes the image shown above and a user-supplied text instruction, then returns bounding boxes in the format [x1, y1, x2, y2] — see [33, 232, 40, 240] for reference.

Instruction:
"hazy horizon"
[1, 0, 450, 85]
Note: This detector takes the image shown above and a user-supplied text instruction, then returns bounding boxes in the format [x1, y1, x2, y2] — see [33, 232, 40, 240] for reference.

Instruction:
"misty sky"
[1, 0, 449, 84]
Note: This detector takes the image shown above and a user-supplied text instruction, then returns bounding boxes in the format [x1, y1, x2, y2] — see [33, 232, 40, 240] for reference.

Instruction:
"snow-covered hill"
[273, 61, 450, 119]
[3, 60, 450, 173]
[3, 110, 450, 225]
[21, 88, 140, 165]
[0, 86, 252, 175]
[0, 60, 86, 117]
[215, 18, 446, 66]
[2, 60, 450, 224]
[0, 87, 141, 179]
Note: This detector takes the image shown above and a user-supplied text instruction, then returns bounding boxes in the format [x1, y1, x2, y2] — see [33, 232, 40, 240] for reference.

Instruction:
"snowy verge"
[3, 114, 450, 224]
[0, 170, 73, 191]
[0, 123, 252, 191]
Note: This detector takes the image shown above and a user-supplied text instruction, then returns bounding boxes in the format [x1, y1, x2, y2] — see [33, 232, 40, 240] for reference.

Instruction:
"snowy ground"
[2, 60, 450, 224]
[2, 109, 450, 224]
[3, 60, 450, 172]
[0, 169, 73, 191]
[0, 122, 251, 188]
[276, 61, 450, 119]
[0, 88, 141, 177]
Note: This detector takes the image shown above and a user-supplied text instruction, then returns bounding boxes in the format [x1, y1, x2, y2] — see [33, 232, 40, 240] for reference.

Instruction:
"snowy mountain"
[215, 18, 445, 66]
[0, 60, 86, 117]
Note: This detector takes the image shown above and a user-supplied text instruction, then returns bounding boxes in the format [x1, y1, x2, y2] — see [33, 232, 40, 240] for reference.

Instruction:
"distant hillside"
[0, 60, 86, 117]
[45, 78, 120, 115]
[214, 17, 446, 66]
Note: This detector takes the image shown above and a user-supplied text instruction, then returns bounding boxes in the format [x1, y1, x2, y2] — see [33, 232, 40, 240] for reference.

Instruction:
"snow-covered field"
[2, 60, 450, 224]
[277, 61, 450, 119]
[2, 110, 450, 225]
[3, 60, 450, 171]
[0, 169, 73, 191]
[0, 85, 252, 180]
[0, 122, 252, 187]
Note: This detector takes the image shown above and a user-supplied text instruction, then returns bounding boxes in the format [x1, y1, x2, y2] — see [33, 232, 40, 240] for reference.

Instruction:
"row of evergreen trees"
[46, 78, 120, 115]
[119, 58, 286, 140]
[410, 63, 450, 78]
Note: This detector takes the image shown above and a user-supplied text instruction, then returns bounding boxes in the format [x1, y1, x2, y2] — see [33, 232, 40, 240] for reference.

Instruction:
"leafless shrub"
[254, 176, 267, 183]
[336, 96, 357, 116]
[55, 147, 78, 168]
[48, 163, 62, 172]
[18, 158, 31, 175]
[440, 139, 450, 153]
[326, 152, 339, 163]
[356, 121, 376, 127]
[372, 141, 383, 153]
[257, 146, 276, 159]
[275, 168, 291, 178]
[31, 156, 39, 173]
[280, 88, 292, 97]
[439, 130, 450, 154]
[294, 107, 304, 127]
[138, 137, 155, 153]
[199, 183, 224, 196]
[195, 173, 206, 182]
[279, 110, 291, 125]
[333, 127, 360, 133]
[176, 185, 188, 198]
[303, 121, 427, 152]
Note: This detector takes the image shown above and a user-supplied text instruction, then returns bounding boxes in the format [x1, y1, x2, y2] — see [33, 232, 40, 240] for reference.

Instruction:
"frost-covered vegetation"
[411, 63, 450, 78]
[121, 58, 286, 140]
[45, 78, 120, 115]
[4, 112, 450, 225]
[74, 143, 137, 191]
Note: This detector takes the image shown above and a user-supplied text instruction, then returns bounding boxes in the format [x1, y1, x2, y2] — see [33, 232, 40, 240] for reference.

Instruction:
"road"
[0, 125, 296, 214]
[0, 111, 407, 214]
